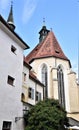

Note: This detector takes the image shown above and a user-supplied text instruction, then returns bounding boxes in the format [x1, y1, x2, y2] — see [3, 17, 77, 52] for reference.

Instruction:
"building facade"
[22, 59, 44, 108]
[0, 5, 44, 130]
[0, 3, 79, 130]
[25, 25, 79, 126]
[0, 14, 29, 130]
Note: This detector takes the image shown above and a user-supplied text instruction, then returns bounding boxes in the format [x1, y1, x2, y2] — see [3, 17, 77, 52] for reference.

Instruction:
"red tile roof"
[23, 56, 32, 69]
[29, 71, 44, 87]
[25, 31, 71, 67]
[24, 56, 44, 87]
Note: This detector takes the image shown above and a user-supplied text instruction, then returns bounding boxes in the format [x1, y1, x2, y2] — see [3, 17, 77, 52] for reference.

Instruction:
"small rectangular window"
[28, 87, 34, 99]
[2, 121, 12, 130]
[23, 73, 26, 82]
[11, 45, 17, 54]
[7, 75, 15, 86]
[36, 91, 41, 101]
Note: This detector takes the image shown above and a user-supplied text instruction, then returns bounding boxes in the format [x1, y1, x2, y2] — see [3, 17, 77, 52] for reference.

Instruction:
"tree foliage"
[24, 98, 69, 130]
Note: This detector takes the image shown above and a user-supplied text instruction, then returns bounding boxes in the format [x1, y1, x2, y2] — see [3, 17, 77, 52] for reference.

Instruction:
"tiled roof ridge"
[25, 30, 71, 67]
[50, 31, 69, 60]
[25, 32, 49, 63]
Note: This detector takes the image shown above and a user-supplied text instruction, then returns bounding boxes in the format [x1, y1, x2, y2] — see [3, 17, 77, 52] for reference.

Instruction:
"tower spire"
[7, 1, 15, 31]
[39, 19, 50, 43]
[43, 18, 45, 26]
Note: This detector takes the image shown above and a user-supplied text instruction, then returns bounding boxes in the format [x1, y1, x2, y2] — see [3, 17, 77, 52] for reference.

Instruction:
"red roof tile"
[25, 31, 71, 66]
[29, 71, 44, 87]
[23, 56, 32, 69]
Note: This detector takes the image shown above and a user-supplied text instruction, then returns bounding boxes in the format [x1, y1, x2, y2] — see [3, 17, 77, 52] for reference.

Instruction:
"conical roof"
[7, 2, 15, 31]
[25, 30, 71, 67]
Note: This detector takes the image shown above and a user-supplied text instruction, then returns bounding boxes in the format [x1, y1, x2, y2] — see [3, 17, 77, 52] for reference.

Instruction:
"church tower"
[25, 24, 79, 122]
[39, 19, 50, 43]
[25, 24, 71, 105]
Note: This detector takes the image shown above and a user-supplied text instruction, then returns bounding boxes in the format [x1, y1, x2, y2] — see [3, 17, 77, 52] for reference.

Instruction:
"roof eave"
[29, 55, 71, 68]
[23, 61, 32, 70]
[29, 73, 44, 87]
[0, 15, 29, 50]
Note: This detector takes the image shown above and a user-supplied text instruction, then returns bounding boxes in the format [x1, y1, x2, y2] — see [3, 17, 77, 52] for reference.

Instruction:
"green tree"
[24, 98, 69, 130]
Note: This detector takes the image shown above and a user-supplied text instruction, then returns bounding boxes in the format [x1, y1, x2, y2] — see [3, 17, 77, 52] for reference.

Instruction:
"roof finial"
[50, 28, 52, 31]
[7, 1, 15, 31]
[43, 17, 45, 26]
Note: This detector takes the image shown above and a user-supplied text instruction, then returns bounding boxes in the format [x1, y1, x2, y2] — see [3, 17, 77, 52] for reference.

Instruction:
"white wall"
[30, 57, 72, 112]
[0, 28, 24, 130]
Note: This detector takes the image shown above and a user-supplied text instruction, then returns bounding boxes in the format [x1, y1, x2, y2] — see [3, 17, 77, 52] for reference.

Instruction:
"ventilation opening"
[21, 93, 25, 101]
[55, 50, 60, 54]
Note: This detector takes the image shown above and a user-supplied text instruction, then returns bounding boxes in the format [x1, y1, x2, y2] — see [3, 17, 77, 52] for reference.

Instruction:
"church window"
[2, 121, 12, 130]
[41, 64, 48, 97]
[23, 72, 26, 82]
[41, 64, 47, 86]
[57, 65, 65, 108]
[28, 87, 34, 99]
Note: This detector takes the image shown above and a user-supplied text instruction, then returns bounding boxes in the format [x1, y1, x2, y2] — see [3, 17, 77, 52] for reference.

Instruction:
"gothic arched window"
[57, 65, 65, 108]
[41, 64, 48, 97]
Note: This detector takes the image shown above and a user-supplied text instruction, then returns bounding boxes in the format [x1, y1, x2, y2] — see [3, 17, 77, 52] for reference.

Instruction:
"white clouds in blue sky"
[22, 0, 38, 24]
[0, 0, 78, 75]
[0, 0, 38, 24]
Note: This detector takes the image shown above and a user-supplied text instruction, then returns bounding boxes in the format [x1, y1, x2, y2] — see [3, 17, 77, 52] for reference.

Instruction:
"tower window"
[2, 121, 12, 130]
[7, 75, 15, 86]
[11, 45, 17, 54]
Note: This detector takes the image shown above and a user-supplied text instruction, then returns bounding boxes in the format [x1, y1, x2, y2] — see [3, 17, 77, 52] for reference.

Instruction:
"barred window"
[2, 121, 12, 130]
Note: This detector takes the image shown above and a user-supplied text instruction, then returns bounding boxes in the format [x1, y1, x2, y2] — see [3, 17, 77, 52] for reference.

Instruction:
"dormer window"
[55, 50, 59, 54]
[11, 45, 17, 54]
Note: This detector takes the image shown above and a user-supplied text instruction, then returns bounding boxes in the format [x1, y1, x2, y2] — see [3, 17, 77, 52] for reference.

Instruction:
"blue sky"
[0, 0, 79, 75]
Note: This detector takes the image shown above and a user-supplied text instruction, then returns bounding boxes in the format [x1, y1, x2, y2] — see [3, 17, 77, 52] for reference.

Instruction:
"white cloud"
[22, 0, 37, 24]
[0, 0, 10, 10]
